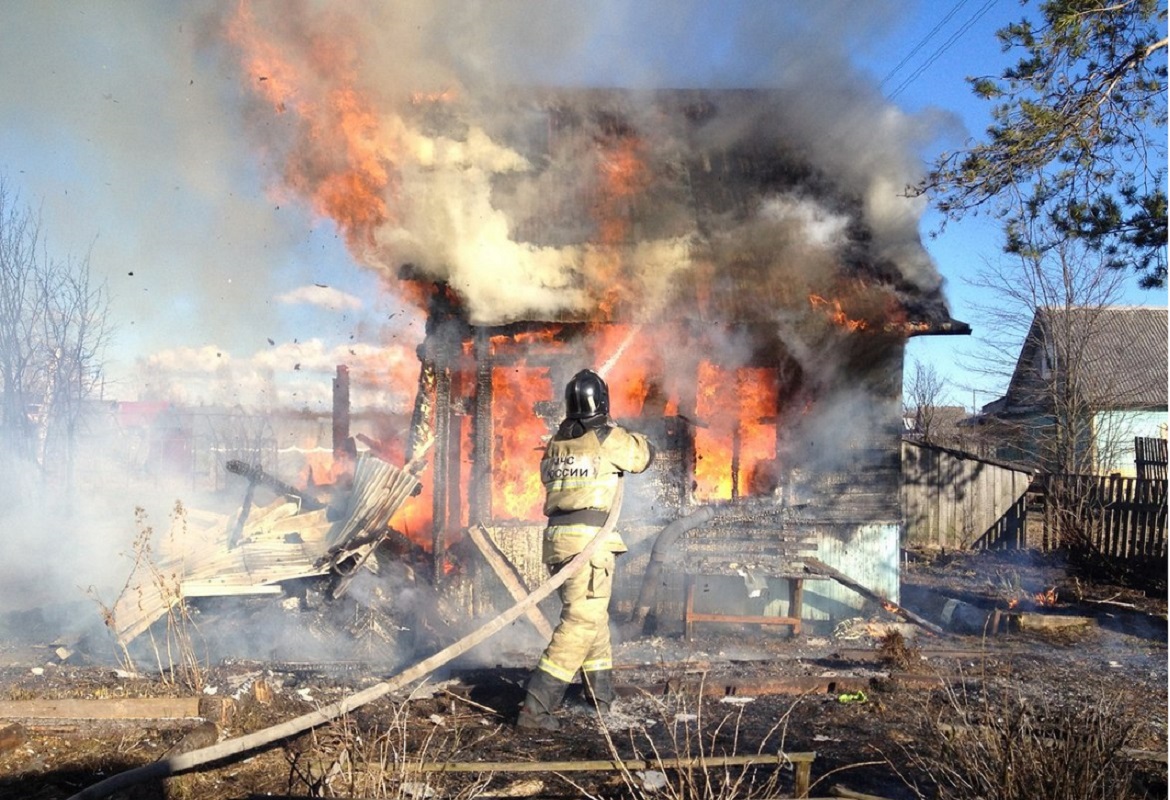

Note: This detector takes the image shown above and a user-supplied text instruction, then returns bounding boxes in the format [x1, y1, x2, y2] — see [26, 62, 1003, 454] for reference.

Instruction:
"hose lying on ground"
[67, 485, 624, 800]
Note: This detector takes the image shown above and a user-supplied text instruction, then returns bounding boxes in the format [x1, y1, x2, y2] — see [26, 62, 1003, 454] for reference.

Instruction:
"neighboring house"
[975, 306, 1168, 476]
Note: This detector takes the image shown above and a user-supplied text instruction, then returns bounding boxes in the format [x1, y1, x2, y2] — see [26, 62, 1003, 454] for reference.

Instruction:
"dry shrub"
[146, 501, 208, 691]
[92, 501, 208, 691]
[284, 694, 494, 799]
[876, 630, 916, 671]
[909, 679, 1157, 800]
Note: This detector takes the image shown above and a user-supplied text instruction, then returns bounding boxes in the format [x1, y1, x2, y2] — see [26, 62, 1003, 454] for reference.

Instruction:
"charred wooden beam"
[470, 328, 493, 523]
[431, 358, 452, 581]
[225, 460, 326, 511]
[805, 557, 944, 636]
[407, 357, 437, 465]
[407, 284, 472, 581]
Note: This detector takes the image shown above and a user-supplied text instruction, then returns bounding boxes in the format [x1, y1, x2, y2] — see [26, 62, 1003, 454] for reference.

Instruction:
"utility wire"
[880, 0, 973, 88]
[888, 0, 1001, 100]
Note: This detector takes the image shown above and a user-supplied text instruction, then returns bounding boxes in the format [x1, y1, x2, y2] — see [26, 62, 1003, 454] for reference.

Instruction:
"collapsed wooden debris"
[67, 488, 625, 800]
[107, 450, 426, 649]
[466, 523, 555, 640]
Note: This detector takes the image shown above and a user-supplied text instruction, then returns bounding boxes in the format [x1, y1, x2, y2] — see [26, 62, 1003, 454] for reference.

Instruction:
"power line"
[880, 0, 973, 88]
[888, 0, 1001, 101]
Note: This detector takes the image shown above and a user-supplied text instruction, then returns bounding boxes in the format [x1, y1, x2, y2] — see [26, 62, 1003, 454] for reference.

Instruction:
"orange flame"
[226, 3, 395, 250]
[590, 324, 676, 418]
[590, 136, 650, 317]
[809, 294, 869, 332]
[694, 363, 779, 500]
[490, 357, 552, 521]
[1033, 587, 1058, 607]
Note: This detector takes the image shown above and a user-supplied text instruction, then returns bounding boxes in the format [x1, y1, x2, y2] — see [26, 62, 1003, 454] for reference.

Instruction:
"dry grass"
[282, 691, 496, 799]
[902, 673, 1158, 800]
[580, 680, 804, 800]
[92, 501, 209, 692]
[280, 684, 822, 799]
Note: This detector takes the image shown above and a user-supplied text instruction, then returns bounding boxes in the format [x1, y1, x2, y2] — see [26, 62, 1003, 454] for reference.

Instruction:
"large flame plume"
[218, 2, 954, 532]
[220, 2, 948, 331]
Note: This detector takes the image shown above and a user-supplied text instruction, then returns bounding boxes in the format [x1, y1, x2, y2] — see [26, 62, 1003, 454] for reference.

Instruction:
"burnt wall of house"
[404, 301, 908, 623]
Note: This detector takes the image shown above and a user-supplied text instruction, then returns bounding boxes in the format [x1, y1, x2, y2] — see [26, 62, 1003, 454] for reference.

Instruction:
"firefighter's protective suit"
[516, 374, 653, 731]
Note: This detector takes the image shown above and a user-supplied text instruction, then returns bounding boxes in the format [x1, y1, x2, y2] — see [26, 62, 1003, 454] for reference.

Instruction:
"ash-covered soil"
[0, 548, 1165, 799]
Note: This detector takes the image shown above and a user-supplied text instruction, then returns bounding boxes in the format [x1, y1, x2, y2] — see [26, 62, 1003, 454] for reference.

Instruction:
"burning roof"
[394, 88, 960, 334]
[223, 6, 962, 337]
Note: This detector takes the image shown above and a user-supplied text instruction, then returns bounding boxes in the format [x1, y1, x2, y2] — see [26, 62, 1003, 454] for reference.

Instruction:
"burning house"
[350, 89, 968, 636]
[107, 85, 967, 653]
[109, 84, 970, 651]
[106, 1, 973, 649]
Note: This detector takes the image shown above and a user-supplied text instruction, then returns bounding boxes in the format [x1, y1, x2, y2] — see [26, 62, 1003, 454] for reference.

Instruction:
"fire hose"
[628, 505, 719, 630]
[66, 484, 623, 800]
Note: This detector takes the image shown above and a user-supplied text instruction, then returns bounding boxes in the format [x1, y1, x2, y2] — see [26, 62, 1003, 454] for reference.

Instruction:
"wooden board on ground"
[468, 524, 555, 640]
[0, 697, 201, 720]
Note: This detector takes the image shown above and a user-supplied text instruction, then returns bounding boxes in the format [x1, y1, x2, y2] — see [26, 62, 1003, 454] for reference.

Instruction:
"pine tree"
[922, 0, 1168, 288]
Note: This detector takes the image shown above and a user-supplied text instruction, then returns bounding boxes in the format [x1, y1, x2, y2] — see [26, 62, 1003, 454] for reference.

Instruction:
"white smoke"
[0, 1, 955, 663]
[217, 1, 948, 327]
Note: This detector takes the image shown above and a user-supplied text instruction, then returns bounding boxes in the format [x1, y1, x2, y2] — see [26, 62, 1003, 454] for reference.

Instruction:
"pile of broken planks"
[107, 450, 426, 648]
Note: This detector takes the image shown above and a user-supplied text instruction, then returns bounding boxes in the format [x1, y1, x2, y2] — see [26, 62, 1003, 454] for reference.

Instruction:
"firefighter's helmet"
[565, 369, 609, 420]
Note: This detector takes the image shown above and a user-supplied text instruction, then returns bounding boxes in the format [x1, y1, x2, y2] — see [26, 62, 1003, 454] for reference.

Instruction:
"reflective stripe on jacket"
[540, 422, 652, 564]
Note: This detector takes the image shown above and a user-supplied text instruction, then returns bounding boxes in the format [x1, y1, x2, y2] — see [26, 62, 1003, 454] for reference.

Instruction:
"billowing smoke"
[0, 2, 954, 665]
[217, 0, 947, 328]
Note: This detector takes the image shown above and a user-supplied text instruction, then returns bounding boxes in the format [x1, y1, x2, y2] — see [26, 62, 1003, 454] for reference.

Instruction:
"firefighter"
[516, 368, 654, 731]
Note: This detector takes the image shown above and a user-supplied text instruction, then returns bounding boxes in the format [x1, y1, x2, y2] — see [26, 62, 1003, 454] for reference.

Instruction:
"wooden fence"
[1034, 474, 1167, 562]
[901, 441, 1034, 550]
[1135, 437, 1168, 480]
[902, 441, 1168, 571]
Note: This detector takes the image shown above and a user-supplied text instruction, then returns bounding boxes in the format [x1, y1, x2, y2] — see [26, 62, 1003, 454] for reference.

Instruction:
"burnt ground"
[0, 548, 1165, 800]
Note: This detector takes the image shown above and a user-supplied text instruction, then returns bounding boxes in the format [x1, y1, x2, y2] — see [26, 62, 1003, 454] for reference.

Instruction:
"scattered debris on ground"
[0, 548, 1165, 799]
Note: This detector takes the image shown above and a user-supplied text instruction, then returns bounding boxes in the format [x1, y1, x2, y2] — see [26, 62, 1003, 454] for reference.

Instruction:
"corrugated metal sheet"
[108, 453, 419, 647]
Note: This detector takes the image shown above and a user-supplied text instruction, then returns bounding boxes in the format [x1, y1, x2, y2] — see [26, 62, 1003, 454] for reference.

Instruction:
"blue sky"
[0, 1, 1163, 413]
[859, 1, 1168, 410]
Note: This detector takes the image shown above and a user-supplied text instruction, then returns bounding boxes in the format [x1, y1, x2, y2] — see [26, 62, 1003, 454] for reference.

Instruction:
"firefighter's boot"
[516, 670, 569, 731]
[583, 669, 616, 714]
